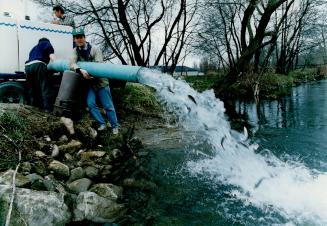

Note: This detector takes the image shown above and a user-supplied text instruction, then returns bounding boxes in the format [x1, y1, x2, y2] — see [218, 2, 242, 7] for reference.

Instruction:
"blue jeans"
[87, 86, 119, 128]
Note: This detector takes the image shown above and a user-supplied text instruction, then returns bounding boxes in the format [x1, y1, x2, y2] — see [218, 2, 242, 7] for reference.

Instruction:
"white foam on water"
[138, 70, 327, 225]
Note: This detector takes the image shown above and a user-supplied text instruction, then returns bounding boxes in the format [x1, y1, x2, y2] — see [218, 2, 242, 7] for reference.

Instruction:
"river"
[133, 74, 327, 226]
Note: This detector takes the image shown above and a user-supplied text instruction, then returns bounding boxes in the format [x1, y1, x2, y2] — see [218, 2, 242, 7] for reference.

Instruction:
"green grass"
[0, 112, 28, 140]
[121, 83, 162, 115]
[258, 73, 293, 98]
[183, 68, 324, 99]
[289, 68, 318, 83]
[183, 75, 221, 92]
[0, 112, 30, 169]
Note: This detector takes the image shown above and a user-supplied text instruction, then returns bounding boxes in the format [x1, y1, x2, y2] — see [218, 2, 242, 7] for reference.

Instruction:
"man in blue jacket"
[25, 38, 55, 112]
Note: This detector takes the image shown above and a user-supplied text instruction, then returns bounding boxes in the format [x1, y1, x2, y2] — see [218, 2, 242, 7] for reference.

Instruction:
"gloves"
[76, 68, 93, 79]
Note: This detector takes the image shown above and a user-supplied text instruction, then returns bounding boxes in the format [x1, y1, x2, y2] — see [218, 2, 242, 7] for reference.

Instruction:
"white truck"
[0, 14, 72, 103]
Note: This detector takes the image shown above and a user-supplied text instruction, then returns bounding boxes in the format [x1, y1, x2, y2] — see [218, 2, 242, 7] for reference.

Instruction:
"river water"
[135, 72, 327, 226]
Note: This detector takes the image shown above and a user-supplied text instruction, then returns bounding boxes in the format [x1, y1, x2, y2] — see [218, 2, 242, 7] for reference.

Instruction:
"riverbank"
[0, 83, 163, 225]
[184, 67, 327, 99]
[1, 71, 324, 225]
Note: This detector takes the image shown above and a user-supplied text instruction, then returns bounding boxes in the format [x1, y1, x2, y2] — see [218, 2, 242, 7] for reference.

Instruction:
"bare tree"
[196, 0, 327, 97]
[34, 0, 199, 72]
[195, 1, 244, 70]
[275, 0, 316, 74]
[200, 0, 294, 97]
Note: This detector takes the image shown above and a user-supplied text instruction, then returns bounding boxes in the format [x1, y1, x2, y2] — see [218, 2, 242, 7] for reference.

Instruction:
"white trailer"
[0, 14, 72, 103]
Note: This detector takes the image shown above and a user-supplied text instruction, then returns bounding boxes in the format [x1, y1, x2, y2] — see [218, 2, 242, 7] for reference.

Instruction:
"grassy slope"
[184, 68, 325, 99]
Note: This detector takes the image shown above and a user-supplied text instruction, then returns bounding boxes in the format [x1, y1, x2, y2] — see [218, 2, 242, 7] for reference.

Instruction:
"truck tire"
[0, 81, 25, 104]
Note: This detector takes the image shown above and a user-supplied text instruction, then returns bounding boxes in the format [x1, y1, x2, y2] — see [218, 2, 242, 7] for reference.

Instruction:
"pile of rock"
[0, 117, 136, 226]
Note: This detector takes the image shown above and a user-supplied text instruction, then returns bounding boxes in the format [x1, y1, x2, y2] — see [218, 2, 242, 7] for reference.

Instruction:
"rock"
[26, 173, 45, 190]
[32, 161, 47, 176]
[65, 153, 74, 161]
[67, 167, 85, 183]
[20, 162, 32, 173]
[37, 141, 47, 150]
[31, 179, 47, 191]
[89, 183, 123, 201]
[75, 125, 98, 145]
[84, 166, 99, 179]
[64, 193, 77, 210]
[76, 149, 85, 156]
[129, 137, 143, 150]
[67, 178, 92, 194]
[44, 135, 51, 142]
[74, 191, 125, 223]
[104, 155, 111, 163]
[43, 176, 67, 194]
[100, 165, 113, 178]
[0, 185, 70, 225]
[88, 127, 98, 139]
[58, 140, 82, 154]
[43, 176, 56, 192]
[59, 135, 69, 142]
[60, 116, 75, 135]
[0, 170, 30, 187]
[111, 149, 122, 159]
[51, 144, 60, 157]
[35, 151, 47, 158]
[26, 173, 43, 183]
[48, 160, 70, 178]
[76, 161, 83, 167]
[80, 151, 106, 160]
[55, 183, 67, 195]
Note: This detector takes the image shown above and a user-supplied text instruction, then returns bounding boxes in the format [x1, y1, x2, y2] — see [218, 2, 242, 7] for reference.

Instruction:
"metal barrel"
[53, 71, 87, 119]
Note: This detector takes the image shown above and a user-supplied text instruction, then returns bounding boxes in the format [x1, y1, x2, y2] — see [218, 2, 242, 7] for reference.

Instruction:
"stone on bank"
[0, 185, 71, 226]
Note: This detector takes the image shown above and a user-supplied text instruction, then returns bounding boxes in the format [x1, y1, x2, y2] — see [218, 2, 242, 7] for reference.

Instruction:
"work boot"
[112, 127, 119, 135]
[97, 124, 106, 131]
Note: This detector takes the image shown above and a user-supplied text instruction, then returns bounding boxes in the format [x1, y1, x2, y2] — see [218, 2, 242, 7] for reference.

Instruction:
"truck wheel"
[0, 82, 25, 104]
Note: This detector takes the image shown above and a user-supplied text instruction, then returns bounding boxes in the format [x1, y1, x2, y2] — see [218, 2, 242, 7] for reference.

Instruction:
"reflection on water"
[235, 81, 327, 129]
[234, 80, 327, 171]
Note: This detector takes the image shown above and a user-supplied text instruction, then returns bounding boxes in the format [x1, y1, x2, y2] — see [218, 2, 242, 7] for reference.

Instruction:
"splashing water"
[138, 69, 327, 225]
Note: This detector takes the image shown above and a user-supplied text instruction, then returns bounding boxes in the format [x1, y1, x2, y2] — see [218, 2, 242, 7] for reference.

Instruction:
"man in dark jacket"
[69, 28, 119, 134]
[25, 38, 55, 112]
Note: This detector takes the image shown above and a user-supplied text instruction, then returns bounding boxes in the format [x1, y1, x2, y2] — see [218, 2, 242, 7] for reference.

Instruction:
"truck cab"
[0, 14, 72, 103]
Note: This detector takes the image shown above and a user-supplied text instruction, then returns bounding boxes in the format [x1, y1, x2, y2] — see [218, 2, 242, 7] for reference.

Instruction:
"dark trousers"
[25, 63, 51, 111]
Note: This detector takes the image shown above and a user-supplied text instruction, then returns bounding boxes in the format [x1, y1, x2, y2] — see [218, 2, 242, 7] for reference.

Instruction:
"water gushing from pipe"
[138, 69, 327, 225]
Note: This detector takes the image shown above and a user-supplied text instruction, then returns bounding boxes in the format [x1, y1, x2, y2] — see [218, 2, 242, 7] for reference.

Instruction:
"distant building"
[151, 65, 204, 76]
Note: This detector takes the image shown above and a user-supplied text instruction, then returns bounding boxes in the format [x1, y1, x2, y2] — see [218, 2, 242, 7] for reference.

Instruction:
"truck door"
[0, 16, 19, 74]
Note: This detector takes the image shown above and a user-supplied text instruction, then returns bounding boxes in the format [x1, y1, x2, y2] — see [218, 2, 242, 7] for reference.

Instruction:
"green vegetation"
[184, 68, 326, 99]
[0, 112, 28, 140]
[183, 75, 222, 92]
[120, 83, 162, 115]
[0, 112, 33, 170]
[257, 72, 295, 98]
[289, 68, 319, 83]
[259, 68, 324, 98]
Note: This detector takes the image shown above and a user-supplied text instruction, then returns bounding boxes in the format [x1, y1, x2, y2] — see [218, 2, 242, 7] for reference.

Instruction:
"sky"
[0, 0, 199, 67]
[0, 0, 42, 20]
